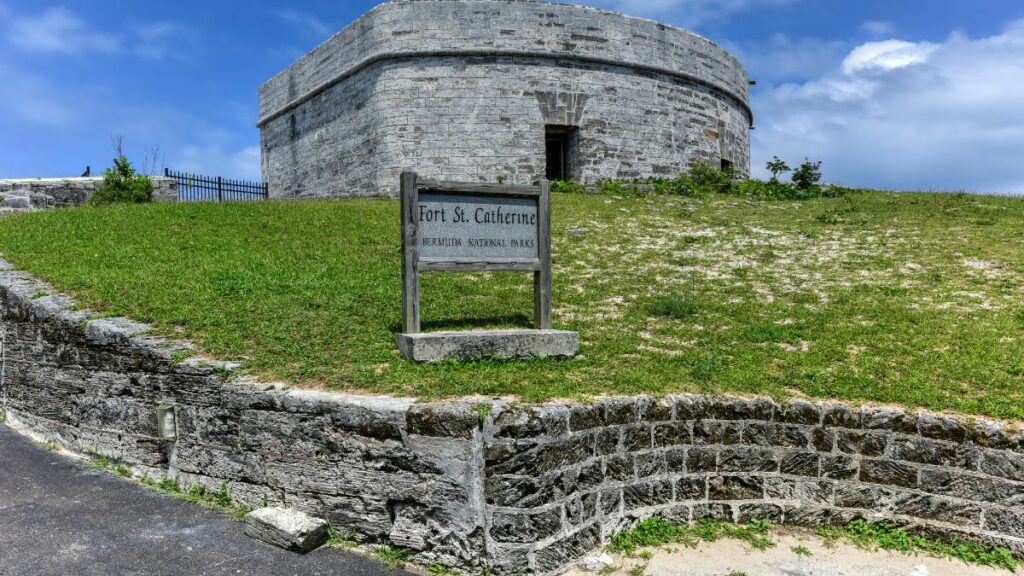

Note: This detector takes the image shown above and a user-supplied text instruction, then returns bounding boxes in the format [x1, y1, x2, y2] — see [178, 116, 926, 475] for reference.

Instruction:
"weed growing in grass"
[374, 544, 414, 569]
[645, 293, 700, 319]
[628, 566, 646, 576]
[815, 521, 1020, 572]
[791, 545, 812, 557]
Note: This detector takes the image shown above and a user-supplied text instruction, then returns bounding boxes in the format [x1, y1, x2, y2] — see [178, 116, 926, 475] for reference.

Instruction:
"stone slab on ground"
[564, 531, 1021, 576]
[395, 329, 580, 362]
[244, 507, 330, 553]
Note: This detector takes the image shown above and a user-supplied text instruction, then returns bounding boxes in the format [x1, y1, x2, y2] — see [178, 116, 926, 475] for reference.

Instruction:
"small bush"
[89, 154, 153, 206]
[792, 159, 823, 190]
[688, 161, 733, 195]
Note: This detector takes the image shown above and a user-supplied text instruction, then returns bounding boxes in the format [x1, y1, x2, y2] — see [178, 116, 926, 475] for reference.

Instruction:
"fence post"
[264, 182, 269, 199]
[217, 176, 223, 203]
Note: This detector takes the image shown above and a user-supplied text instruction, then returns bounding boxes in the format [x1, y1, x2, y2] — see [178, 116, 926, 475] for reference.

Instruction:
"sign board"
[400, 172, 552, 335]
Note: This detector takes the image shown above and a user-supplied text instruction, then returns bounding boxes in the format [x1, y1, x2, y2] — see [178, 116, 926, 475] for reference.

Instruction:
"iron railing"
[164, 168, 268, 202]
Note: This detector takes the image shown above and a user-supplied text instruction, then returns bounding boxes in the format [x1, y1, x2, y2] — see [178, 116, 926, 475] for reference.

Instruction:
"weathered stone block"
[979, 450, 1024, 482]
[860, 460, 918, 488]
[892, 493, 983, 526]
[719, 446, 779, 473]
[863, 407, 917, 434]
[984, 507, 1024, 538]
[708, 475, 763, 500]
[780, 451, 819, 477]
[406, 402, 479, 439]
[737, 503, 783, 523]
[917, 413, 969, 443]
[653, 422, 691, 447]
[622, 425, 652, 452]
[820, 455, 858, 480]
[604, 454, 634, 482]
[243, 507, 329, 553]
[395, 329, 580, 363]
[676, 476, 706, 501]
[918, 469, 1024, 505]
[692, 420, 742, 445]
[778, 400, 821, 425]
[491, 508, 562, 543]
[534, 524, 601, 574]
[686, 446, 718, 473]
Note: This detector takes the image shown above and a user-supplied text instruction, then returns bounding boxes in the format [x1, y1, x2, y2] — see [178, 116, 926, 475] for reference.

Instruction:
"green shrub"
[550, 180, 587, 194]
[688, 161, 733, 195]
[792, 159, 823, 190]
[645, 293, 700, 319]
[88, 154, 153, 206]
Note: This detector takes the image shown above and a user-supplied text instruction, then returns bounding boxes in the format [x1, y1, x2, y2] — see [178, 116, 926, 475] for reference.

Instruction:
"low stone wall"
[0, 177, 178, 208]
[1, 258, 1022, 574]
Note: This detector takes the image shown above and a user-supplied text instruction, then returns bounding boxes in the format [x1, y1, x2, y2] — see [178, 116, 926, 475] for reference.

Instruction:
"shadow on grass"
[390, 314, 533, 333]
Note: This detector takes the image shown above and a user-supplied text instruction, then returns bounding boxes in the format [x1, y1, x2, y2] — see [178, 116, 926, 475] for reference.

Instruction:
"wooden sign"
[400, 172, 552, 334]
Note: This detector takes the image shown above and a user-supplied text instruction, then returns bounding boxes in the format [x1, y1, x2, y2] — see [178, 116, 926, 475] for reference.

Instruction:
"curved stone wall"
[258, 0, 752, 198]
[3, 259, 1021, 575]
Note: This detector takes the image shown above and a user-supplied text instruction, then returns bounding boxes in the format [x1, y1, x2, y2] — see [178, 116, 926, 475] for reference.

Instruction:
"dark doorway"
[545, 126, 579, 181]
[720, 158, 734, 174]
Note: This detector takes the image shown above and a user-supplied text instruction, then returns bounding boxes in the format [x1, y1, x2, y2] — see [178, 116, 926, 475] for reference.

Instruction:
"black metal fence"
[164, 168, 268, 202]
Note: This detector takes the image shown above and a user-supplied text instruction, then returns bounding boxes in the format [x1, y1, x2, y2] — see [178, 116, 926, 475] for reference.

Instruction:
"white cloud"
[753, 19, 1024, 194]
[861, 20, 896, 36]
[133, 21, 196, 60]
[8, 7, 120, 54]
[841, 40, 938, 74]
[580, 0, 794, 26]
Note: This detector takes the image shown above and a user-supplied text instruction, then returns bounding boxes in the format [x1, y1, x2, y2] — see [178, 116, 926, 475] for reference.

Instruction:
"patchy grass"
[89, 454, 132, 478]
[136, 476, 252, 520]
[608, 518, 774, 557]
[373, 544, 414, 570]
[816, 520, 1020, 572]
[609, 518, 1021, 572]
[1, 191, 1023, 417]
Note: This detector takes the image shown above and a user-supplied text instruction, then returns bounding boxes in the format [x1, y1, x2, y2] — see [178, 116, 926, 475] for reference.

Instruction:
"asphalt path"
[0, 423, 412, 576]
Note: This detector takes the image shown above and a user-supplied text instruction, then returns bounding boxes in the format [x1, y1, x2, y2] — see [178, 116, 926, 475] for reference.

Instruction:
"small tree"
[765, 156, 791, 183]
[88, 136, 154, 206]
[688, 160, 733, 195]
[791, 159, 823, 190]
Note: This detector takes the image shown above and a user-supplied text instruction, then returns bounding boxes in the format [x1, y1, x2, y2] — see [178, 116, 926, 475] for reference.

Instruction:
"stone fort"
[258, 0, 752, 198]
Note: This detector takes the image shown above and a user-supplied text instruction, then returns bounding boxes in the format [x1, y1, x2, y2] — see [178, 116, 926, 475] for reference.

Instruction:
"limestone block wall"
[2, 258, 1022, 575]
[258, 0, 752, 198]
[0, 177, 179, 206]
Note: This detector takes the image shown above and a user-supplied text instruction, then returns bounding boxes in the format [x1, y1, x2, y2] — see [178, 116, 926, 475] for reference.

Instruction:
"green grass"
[816, 520, 1020, 572]
[136, 476, 252, 520]
[1, 190, 1023, 416]
[89, 454, 132, 478]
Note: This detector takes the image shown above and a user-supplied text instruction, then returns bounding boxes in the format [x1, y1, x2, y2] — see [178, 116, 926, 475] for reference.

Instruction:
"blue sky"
[1, 1, 1022, 193]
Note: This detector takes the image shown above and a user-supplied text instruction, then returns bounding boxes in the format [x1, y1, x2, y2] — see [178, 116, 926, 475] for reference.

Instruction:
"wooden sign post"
[396, 171, 579, 363]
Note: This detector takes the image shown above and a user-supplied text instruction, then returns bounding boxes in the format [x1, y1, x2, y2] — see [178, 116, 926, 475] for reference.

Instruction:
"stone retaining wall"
[1, 258, 1022, 574]
[0, 177, 178, 208]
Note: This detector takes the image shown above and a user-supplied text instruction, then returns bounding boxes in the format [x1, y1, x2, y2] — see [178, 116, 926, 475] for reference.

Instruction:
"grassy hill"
[1, 189, 1022, 418]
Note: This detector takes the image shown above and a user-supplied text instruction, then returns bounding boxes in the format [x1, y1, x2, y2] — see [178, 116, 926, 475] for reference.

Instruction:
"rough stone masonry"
[258, 0, 752, 198]
[2, 258, 1023, 575]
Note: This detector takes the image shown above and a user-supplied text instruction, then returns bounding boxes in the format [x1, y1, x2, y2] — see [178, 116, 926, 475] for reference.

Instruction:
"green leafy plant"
[791, 545, 812, 557]
[551, 180, 587, 194]
[766, 156, 791, 183]
[792, 159, 823, 190]
[88, 137, 154, 206]
[688, 161, 733, 195]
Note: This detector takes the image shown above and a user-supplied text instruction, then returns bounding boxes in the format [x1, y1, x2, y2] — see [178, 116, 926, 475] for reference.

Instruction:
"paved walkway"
[0, 424, 411, 576]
